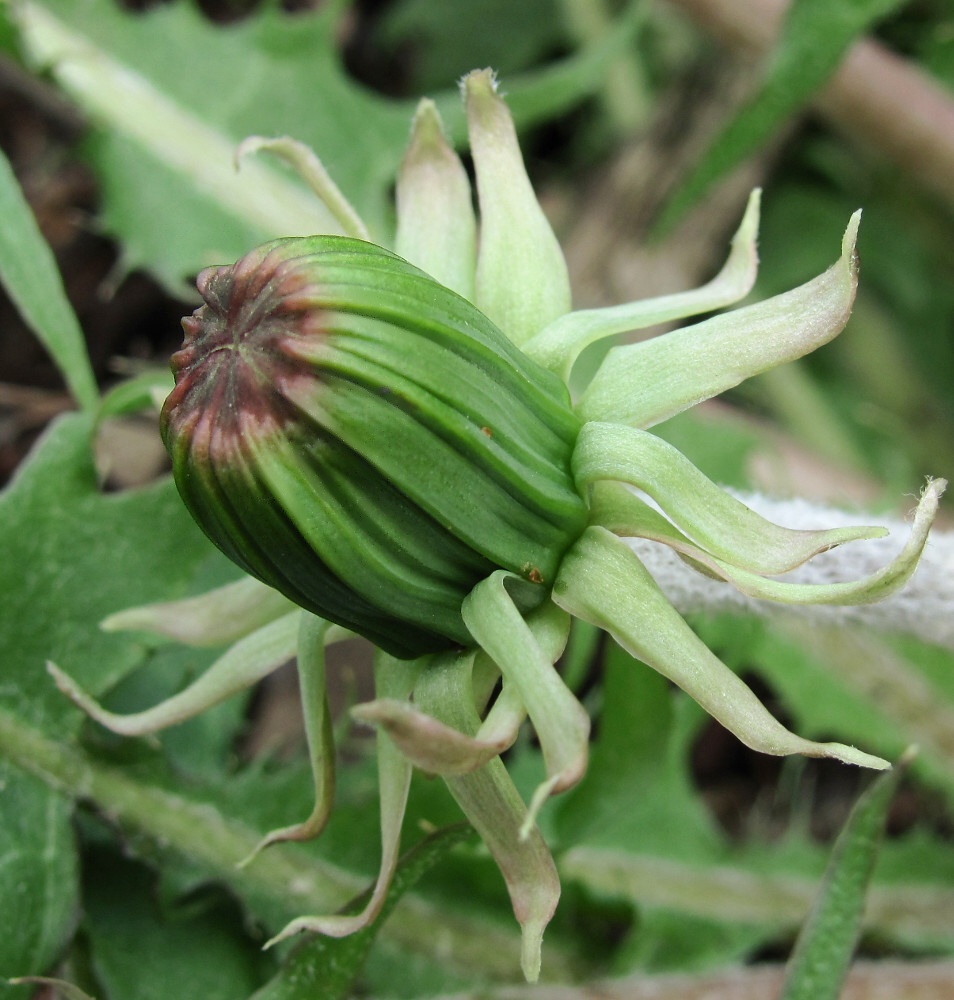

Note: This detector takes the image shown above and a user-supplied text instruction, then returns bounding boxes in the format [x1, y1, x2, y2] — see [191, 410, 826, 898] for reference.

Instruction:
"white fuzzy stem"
[625, 491, 954, 651]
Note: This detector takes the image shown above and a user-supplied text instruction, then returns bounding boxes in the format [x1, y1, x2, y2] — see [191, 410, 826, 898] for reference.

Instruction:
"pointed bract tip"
[819, 743, 891, 770]
[520, 918, 545, 982]
[99, 608, 138, 632]
[736, 188, 762, 245]
[404, 98, 452, 161]
[926, 475, 947, 500]
[843, 209, 862, 267]
[463, 69, 512, 135]
[913, 476, 945, 526]
[233, 134, 272, 171]
[262, 919, 304, 951]
[460, 67, 499, 100]
[409, 97, 440, 132]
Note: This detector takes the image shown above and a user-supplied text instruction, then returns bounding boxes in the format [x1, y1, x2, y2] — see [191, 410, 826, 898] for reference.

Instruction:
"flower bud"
[162, 236, 588, 658]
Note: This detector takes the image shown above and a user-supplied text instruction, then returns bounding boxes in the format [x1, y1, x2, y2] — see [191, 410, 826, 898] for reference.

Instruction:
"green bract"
[51, 69, 944, 983]
[162, 236, 586, 658]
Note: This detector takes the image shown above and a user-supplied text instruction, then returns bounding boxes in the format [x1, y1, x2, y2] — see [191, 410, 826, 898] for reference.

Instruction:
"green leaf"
[250, 825, 474, 1000]
[12, 0, 373, 290]
[11, 0, 618, 290]
[96, 368, 172, 421]
[611, 910, 766, 976]
[557, 631, 954, 967]
[660, 0, 908, 227]
[0, 412, 224, 736]
[562, 831, 954, 959]
[358, 941, 472, 1000]
[780, 755, 908, 1000]
[0, 413, 228, 989]
[0, 765, 79, 995]
[0, 707, 554, 983]
[0, 145, 97, 410]
[375, 0, 564, 93]
[83, 849, 268, 1000]
[95, 642, 253, 780]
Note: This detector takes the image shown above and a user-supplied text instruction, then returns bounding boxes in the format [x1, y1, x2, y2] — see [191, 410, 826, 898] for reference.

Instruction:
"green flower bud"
[162, 236, 588, 659]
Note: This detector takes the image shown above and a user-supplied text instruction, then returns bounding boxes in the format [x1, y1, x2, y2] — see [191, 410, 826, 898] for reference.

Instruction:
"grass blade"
[0, 147, 97, 410]
[780, 750, 911, 1000]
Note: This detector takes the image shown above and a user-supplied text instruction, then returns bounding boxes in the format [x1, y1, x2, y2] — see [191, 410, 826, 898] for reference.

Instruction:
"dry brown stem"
[666, 0, 954, 210]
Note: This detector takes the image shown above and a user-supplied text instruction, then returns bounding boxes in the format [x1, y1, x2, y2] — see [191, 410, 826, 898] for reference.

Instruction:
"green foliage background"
[1, 0, 953, 997]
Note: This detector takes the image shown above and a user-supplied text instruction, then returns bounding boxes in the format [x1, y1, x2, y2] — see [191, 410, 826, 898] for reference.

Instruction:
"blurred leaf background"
[0, 0, 953, 997]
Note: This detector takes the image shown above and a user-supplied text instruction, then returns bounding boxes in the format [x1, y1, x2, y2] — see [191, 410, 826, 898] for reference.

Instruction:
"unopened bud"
[162, 236, 587, 658]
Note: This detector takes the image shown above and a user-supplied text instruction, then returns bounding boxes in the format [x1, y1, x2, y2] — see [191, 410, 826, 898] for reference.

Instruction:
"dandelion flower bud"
[162, 236, 587, 658]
